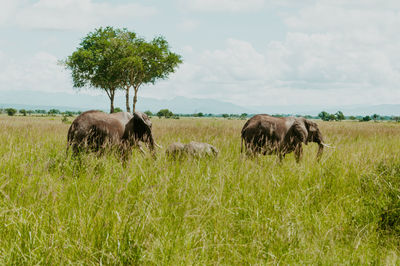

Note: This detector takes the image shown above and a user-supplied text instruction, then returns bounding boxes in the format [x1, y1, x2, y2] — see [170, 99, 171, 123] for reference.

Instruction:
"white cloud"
[179, 0, 265, 12]
[142, 18, 400, 107]
[0, 51, 71, 93]
[1, 0, 157, 30]
[178, 19, 200, 32]
[2, 0, 400, 109]
[0, 0, 20, 25]
[181, 45, 194, 54]
[278, 1, 400, 90]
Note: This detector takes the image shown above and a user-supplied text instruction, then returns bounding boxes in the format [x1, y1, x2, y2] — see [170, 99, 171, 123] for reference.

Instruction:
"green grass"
[1, 115, 400, 264]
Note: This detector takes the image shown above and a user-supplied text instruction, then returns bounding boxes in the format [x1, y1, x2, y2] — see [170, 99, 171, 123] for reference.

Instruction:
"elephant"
[166, 141, 219, 158]
[241, 114, 329, 162]
[166, 142, 185, 157]
[67, 110, 155, 156]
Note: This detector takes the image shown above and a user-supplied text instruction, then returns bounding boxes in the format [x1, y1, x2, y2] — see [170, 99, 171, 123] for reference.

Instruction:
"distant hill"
[0, 90, 399, 116]
[254, 104, 400, 116]
[0, 90, 256, 114]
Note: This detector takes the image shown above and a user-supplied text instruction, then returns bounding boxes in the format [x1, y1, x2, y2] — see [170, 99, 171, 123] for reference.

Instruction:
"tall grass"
[0, 115, 400, 264]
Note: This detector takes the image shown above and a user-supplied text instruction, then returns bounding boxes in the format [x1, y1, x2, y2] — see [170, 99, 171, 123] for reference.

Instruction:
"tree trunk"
[125, 86, 131, 113]
[132, 87, 138, 113]
[109, 89, 115, 113]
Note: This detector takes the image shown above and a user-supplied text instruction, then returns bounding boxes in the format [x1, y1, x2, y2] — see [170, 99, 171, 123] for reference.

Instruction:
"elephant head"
[122, 111, 155, 152]
[289, 118, 325, 160]
[304, 119, 325, 159]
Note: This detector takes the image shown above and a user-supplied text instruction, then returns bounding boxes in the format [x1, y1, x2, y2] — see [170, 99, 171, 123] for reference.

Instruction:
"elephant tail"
[66, 123, 74, 155]
[241, 135, 244, 153]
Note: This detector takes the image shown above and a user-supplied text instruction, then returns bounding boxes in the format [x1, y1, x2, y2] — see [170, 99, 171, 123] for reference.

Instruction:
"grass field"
[1, 115, 400, 264]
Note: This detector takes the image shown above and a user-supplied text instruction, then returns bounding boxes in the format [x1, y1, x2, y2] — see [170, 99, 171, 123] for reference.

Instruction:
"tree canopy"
[64, 27, 182, 113]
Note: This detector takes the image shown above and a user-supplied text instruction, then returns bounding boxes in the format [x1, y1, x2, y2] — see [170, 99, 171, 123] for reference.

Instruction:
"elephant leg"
[294, 144, 303, 163]
[245, 143, 253, 157]
[277, 152, 284, 163]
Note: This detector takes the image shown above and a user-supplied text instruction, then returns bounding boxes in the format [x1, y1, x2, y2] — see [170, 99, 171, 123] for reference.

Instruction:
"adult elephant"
[241, 114, 329, 162]
[67, 110, 155, 156]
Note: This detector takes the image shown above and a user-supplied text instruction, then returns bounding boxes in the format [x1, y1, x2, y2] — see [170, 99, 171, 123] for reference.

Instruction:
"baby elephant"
[166, 141, 219, 158]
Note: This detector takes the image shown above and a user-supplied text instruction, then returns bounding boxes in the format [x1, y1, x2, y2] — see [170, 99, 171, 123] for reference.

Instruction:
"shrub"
[48, 109, 60, 116]
[63, 111, 74, 117]
[61, 115, 69, 124]
[335, 111, 345, 121]
[5, 108, 17, 116]
[157, 109, 173, 118]
[194, 112, 204, 117]
[19, 109, 27, 116]
[360, 116, 371, 122]
[114, 107, 123, 113]
[144, 110, 153, 117]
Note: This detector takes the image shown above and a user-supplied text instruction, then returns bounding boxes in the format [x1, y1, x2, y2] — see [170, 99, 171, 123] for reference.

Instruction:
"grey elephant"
[166, 141, 219, 158]
[241, 114, 329, 162]
[67, 110, 155, 156]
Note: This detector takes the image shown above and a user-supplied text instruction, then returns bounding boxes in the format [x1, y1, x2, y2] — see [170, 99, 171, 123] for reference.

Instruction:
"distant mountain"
[0, 90, 399, 115]
[321, 104, 400, 116]
[137, 96, 257, 114]
[0, 90, 256, 114]
[256, 104, 400, 116]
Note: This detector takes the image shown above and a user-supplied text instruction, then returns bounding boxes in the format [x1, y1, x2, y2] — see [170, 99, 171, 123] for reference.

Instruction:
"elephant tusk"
[321, 142, 335, 148]
[155, 142, 163, 149]
[139, 146, 146, 155]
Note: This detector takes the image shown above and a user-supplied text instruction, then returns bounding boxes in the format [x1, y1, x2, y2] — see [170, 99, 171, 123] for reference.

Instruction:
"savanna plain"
[1, 115, 400, 264]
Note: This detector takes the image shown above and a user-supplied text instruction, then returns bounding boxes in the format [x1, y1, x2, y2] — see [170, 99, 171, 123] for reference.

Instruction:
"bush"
[48, 109, 60, 116]
[61, 115, 69, 124]
[114, 107, 123, 113]
[157, 109, 173, 118]
[19, 109, 27, 116]
[35, 109, 46, 114]
[5, 108, 17, 116]
[63, 111, 74, 117]
[194, 112, 204, 117]
[360, 116, 371, 122]
[335, 111, 345, 121]
[144, 110, 153, 117]
[319, 110, 345, 121]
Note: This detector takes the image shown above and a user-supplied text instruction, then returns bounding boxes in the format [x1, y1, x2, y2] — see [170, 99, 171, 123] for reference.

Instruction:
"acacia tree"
[120, 35, 182, 112]
[65, 27, 182, 113]
[64, 27, 125, 113]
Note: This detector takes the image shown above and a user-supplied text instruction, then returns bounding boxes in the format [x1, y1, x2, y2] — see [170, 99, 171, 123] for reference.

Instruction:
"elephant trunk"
[147, 129, 155, 153]
[316, 143, 324, 161]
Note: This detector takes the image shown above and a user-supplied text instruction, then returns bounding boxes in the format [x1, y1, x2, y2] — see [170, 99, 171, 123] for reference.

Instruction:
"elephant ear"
[304, 119, 323, 144]
[287, 120, 308, 145]
[123, 112, 154, 149]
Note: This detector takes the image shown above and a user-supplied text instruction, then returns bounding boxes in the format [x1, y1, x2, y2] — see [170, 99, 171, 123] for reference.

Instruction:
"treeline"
[2, 107, 399, 122]
[0, 108, 81, 117]
[318, 111, 399, 122]
[145, 109, 249, 119]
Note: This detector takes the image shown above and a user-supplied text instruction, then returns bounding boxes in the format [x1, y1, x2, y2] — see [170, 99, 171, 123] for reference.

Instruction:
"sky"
[0, 0, 400, 109]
